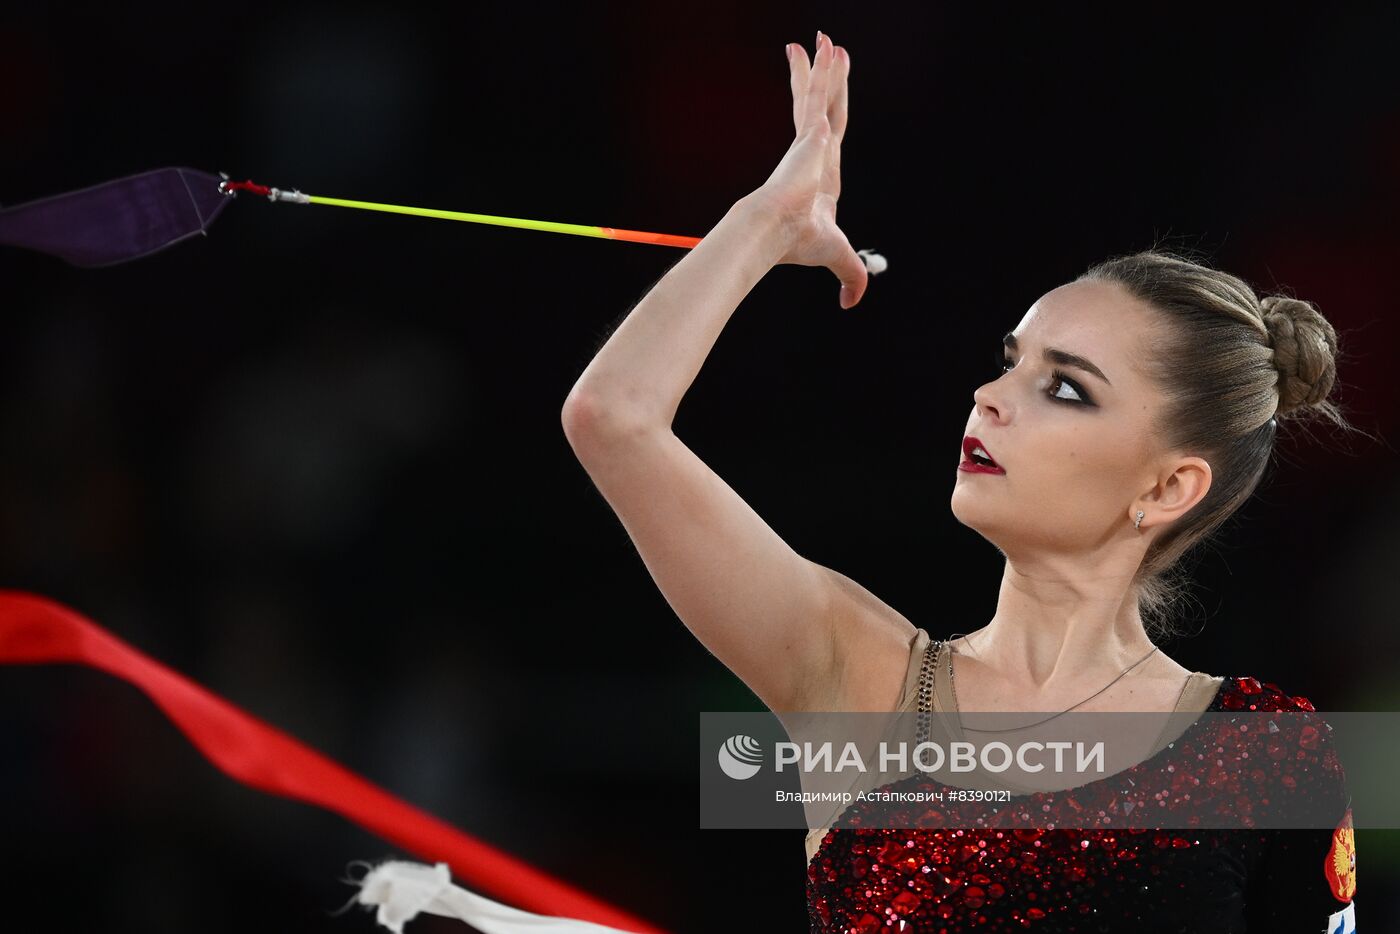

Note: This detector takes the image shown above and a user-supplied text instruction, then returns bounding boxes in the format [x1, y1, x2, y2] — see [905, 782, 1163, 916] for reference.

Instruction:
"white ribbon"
[351, 860, 642, 934]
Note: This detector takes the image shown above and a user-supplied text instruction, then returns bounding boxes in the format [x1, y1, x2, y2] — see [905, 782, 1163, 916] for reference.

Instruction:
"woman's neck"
[953, 565, 1160, 692]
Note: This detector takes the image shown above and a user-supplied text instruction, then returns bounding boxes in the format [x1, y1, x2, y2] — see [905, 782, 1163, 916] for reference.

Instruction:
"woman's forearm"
[564, 194, 789, 432]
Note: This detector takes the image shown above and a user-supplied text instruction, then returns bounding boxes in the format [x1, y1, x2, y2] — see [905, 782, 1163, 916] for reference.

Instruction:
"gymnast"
[561, 30, 1358, 933]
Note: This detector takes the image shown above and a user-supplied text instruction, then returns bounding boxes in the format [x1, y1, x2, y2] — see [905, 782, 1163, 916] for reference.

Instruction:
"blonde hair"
[1075, 247, 1368, 640]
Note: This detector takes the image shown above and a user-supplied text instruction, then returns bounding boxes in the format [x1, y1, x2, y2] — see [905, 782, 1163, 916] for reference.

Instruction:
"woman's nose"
[973, 380, 1004, 421]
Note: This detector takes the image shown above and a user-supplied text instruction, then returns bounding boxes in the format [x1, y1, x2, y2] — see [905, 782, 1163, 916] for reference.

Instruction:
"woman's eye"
[1049, 371, 1086, 404]
[997, 354, 1090, 406]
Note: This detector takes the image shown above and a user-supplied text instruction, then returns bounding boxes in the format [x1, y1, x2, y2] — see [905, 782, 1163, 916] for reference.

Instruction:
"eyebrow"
[1003, 332, 1111, 386]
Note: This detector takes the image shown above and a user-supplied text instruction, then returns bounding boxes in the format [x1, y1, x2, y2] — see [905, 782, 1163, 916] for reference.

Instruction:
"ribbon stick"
[315, 196, 702, 249]
[0, 167, 889, 273]
[221, 177, 888, 268]
[0, 591, 666, 934]
[218, 177, 703, 247]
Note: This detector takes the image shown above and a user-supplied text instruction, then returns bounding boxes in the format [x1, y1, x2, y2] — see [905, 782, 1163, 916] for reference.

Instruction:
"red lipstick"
[959, 435, 1005, 474]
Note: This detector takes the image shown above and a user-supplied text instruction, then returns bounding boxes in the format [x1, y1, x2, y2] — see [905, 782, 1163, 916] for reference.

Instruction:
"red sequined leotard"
[805, 630, 1357, 933]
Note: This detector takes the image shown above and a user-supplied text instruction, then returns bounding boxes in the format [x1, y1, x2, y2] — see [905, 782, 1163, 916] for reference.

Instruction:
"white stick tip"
[857, 249, 889, 275]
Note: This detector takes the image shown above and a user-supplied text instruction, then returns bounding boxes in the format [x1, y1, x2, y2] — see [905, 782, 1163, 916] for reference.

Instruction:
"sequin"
[805, 667, 1355, 932]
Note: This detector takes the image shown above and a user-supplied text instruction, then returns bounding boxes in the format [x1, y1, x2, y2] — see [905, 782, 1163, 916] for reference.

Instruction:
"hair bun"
[1260, 295, 1338, 415]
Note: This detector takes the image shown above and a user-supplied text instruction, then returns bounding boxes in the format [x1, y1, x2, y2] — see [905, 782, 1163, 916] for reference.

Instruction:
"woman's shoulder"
[1204, 675, 1352, 828]
[1210, 674, 1321, 712]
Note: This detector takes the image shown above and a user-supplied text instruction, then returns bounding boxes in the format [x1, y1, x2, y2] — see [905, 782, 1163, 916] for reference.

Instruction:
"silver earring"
[1134, 510, 1145, 530]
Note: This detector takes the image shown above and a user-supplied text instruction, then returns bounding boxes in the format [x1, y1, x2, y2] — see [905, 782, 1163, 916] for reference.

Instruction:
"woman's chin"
[950, 501, 1001, 539]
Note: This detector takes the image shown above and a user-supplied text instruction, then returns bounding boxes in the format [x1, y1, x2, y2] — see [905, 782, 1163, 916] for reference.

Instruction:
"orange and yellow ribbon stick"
[219, 176, 702, 248]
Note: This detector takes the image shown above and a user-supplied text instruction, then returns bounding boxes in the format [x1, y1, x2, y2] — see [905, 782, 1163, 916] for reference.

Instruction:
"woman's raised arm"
[561, 34, 911, 714]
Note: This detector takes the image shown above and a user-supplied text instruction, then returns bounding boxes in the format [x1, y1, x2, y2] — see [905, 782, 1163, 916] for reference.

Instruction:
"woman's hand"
[749, 31, 868, 310]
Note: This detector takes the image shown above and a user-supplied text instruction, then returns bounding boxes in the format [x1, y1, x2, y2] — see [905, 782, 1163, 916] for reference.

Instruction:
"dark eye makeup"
[996, 352, 1094, 406]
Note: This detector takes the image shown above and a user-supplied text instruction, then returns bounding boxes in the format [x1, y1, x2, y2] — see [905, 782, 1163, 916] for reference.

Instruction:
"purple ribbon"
[0, 166, 232, 267]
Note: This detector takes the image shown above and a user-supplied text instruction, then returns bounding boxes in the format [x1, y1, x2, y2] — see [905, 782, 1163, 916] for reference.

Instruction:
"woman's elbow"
[561, 390, 655, 453]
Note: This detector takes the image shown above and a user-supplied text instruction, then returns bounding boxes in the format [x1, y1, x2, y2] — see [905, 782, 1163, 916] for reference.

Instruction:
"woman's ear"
[1139, 456, 1212, 527]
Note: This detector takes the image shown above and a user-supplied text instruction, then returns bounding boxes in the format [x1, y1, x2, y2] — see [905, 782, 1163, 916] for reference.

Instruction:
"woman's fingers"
[835, 235, 870, 310]
[788, 35, 842, 138]
[800, 33, 834, 136]
[829, 45, 849, 146]
[787, 43, 810, 135]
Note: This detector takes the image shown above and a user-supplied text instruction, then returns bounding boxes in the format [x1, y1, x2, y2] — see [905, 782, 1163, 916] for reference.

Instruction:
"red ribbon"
[0, 590, 666, 933]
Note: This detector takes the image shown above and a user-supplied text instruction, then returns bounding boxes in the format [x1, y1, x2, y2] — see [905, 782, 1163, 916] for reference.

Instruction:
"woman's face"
[951, 279, 1204, 557]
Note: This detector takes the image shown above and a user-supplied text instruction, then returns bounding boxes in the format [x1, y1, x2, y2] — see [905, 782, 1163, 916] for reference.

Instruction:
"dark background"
[2, 1, 1397, 930]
